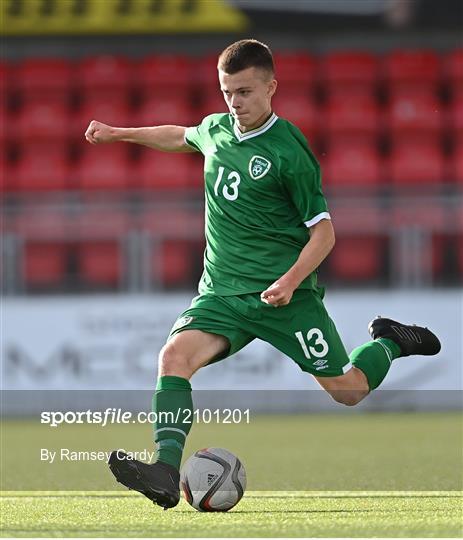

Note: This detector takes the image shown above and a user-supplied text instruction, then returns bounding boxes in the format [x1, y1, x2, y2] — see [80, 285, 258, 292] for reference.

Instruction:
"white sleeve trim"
[183, 129, 197, 150]
[304, 212, 331, 228]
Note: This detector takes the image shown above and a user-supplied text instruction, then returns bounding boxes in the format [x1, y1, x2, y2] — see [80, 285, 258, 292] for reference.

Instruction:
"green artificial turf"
[1, 412, 462, 536]
[1, 491, 461, 537]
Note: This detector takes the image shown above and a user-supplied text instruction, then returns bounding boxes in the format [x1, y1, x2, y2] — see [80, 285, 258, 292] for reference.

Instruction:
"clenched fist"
[85, 120, 116, 144]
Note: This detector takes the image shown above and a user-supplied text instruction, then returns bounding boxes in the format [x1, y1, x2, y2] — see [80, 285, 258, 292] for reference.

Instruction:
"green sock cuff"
[350, 340, 393, 391]
[156, 375, 191, 391]
[377, 338, 401, 360]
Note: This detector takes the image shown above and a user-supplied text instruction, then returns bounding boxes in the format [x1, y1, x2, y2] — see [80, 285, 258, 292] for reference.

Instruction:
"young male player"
[85, 39, 441, 509]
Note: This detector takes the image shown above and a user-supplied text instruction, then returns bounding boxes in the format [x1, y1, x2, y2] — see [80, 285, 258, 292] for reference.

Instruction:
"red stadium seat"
[12, 149, 70, 192]
[388, 141, 445, 185]
[75, 145, 130, 191]
[0, 61, 10, 104]
[156, 240, 194, 287]
[139, 208, 204, 287]
[135, 97, 197, 127]
[199, 93, 228, 118]
[1, 151, 11, 193]
[324, 96, 379, 138]
[323, 141, 382, 189]
[23, 242, 69, 288]
[322, 51, 378, 98]
[74, 207, 131, 237]
[454, 140, 463, 183]
[14, 102, 70, 142]
[445, 49, 463, 97]
[450, 96, 463, 135]
[78, 56, 131, 100]
[329, 236, 383, 282]
[387, 93, 442, 139]
[16, 58, 72, 105]
[196, 53, 222, 92]
[384, 50, 440, 95]
[272, 51, 316, 92]
[457, 236, 463, 278]
[136, 150, 193, 190]
[137, 55, 194, 99]
[73, 99, 131, 140]
[78, 241, 122, 287]
[189, 154, 205, 189]
[273, 93, 318, 143]
[0, 102, 9, 144]
[140, 208, 204, 237]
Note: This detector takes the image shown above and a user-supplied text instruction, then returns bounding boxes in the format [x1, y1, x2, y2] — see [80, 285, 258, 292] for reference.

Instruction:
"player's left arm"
[260, 218, 335, 307]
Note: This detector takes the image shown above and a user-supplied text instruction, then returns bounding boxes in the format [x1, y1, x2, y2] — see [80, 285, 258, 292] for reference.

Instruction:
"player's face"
[218, 67, 277, 132]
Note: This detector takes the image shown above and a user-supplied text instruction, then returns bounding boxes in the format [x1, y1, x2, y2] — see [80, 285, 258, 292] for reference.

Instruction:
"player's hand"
[260, 278, 296, 307]
[85, 120, 116, 144]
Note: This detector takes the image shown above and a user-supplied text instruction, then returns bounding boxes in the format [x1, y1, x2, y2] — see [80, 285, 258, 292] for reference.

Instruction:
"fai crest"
[249, 155, 271, 180]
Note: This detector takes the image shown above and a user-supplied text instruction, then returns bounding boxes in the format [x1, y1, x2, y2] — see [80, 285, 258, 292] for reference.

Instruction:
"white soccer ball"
[180, 447, 246, 512]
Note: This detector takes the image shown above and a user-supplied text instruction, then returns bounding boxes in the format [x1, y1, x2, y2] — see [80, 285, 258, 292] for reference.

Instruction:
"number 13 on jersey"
[214, 166, 241, 201]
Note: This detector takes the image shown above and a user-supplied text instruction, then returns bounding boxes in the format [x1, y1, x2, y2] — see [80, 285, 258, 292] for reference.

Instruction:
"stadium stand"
[12, 149, 70, 192]
[388, 140, 445, 186]
[23, 241, 69, 288]
[136, 55, 194, 100]
[2, 48, 461, 291]
[323, 140, 382, 190]
[78, 241, 123, 288]
[272, 51, 316, 93]
[322, 51, 378, 99]
[384, 50, 440, 95]
[136, 150, 193, 190]
[272, 93, 318, 143]
[324, 95, 379, 140]
[16, 58, 72, 106]
[77, 55, 132, 101]
[75, 145, 130, 192]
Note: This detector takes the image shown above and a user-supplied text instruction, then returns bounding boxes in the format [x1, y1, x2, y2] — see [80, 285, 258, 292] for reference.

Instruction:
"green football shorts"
[168, 288, 352, 378]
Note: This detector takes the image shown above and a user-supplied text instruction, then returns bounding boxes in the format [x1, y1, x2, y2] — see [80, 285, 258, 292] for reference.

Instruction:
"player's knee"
[158, 342, 192, 378]
[330, 390, 365, 407]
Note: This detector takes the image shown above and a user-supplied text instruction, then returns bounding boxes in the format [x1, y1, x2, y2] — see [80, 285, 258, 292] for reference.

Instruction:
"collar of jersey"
[232, 112, 278, 142]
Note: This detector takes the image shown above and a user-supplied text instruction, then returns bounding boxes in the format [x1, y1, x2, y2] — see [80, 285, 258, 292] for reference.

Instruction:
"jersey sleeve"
[184, 115, 214, 154]
[280, 135, 330, 228]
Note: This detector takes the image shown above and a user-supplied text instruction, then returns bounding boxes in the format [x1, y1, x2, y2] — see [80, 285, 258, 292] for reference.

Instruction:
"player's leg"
[152, 329, 229, 474]
[316, 316, 441, 405]
[313, 367, 369, 406]
[109, 329, 228, 508]
[109, 295, 254, 509]
[252, 289, 441, 407]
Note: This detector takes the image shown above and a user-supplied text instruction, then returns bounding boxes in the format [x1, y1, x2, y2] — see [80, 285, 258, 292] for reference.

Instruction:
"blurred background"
[1, 0, 462, 399]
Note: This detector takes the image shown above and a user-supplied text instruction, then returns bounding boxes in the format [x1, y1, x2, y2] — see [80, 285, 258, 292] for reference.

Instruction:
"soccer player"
[85, 39, 441, 509]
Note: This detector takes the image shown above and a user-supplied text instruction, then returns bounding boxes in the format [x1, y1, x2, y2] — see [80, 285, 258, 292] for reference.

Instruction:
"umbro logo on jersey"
[249, 155, 271, 180]
[173, 316, 194, 330]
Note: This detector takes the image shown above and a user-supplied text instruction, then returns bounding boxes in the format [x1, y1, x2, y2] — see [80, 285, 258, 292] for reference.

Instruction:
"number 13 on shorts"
[295, 328, 329, 359]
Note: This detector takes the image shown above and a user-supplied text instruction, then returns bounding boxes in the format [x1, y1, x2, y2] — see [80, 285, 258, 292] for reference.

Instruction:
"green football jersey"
[184, 112, 330, 296]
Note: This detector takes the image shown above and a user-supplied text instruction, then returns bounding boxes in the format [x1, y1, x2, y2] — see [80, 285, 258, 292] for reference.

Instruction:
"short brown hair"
[218, 39, 274, 76]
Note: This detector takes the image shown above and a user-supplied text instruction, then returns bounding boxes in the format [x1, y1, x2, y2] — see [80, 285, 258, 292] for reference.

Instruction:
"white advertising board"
[3, 290, 461, 393]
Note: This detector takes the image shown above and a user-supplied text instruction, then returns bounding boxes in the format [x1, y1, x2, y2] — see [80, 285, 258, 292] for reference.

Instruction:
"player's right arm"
[84, 120, 196, 153]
